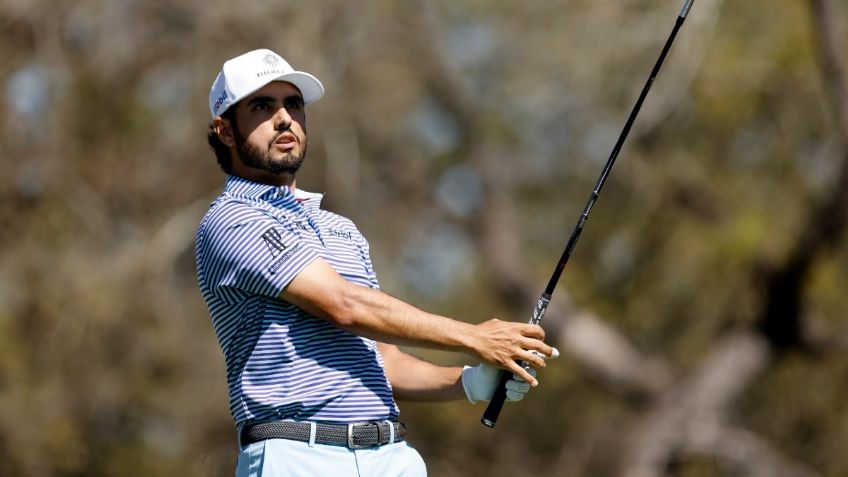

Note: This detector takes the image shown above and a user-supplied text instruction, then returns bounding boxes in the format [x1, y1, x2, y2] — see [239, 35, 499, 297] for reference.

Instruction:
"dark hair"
[207, 108, 237, 174]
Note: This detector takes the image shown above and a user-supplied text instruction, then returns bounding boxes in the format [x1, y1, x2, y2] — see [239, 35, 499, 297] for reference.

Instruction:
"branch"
[619, 332, 774, 477]
[687, 425, 821, 477]
[757, 0, 848, 349]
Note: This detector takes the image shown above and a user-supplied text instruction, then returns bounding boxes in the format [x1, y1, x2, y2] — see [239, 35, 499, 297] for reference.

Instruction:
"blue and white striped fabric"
[195, 175, 399, 425]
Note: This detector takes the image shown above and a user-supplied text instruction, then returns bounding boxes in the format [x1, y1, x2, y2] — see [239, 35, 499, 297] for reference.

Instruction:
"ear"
[212, 116, 236, 147]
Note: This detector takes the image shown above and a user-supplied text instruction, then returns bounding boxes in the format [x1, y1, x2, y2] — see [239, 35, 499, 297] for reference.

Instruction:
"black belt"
[240, 420, 407, 449]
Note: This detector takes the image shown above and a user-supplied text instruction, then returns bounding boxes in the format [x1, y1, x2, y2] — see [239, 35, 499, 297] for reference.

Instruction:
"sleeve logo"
[261, 227, 288, 258]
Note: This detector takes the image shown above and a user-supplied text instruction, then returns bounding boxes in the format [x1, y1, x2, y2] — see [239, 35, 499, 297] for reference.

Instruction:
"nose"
[273, 106, 292, 131]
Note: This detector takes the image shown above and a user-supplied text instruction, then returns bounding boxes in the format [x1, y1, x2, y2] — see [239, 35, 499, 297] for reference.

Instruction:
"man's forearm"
[281, 259, 480, 352]
[377, 343, 466, 402]
[280, 258, 552, 384]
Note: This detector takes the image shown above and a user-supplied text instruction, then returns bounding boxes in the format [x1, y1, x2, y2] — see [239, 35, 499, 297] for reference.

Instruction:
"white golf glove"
[461, 348, 559, 404]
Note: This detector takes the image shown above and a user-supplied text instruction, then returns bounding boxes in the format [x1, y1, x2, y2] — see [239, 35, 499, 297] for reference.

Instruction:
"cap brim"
[276, 71, 324, 104]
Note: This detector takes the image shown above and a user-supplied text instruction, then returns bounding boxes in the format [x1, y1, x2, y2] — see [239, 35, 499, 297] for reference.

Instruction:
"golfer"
[196, 48, 557, 477]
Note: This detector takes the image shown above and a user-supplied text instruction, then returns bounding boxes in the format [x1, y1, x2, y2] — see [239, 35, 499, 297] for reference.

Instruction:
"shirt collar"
[293, 188, 325, 211]
[224, 175, 324, 210]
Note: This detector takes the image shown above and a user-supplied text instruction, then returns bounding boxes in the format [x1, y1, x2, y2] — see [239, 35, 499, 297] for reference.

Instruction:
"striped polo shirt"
[195, 175, 399, 425]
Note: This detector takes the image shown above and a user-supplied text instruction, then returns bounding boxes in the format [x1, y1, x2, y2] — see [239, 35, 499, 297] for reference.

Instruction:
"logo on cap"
[262, 54, 283, 68]
[213, 90, 228, 113]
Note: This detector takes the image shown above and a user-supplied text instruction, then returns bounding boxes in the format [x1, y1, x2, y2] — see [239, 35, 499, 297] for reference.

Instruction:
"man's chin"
[236, 141, 305, 175]
[264, 156, 304, 175]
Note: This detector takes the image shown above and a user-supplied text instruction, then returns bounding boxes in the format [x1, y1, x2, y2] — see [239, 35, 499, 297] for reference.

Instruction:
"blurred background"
[1, 0, 847, 475]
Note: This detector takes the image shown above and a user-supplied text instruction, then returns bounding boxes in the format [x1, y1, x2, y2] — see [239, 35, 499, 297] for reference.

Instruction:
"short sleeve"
[358, 233, 380, 290]
[199, 202, 319, 299]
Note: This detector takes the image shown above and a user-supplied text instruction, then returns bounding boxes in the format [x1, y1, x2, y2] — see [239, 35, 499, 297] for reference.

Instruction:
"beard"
[234, 127, 307, 175]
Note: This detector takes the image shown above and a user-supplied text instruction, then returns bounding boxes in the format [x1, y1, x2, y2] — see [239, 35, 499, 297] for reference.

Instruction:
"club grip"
[480, 370, 512, 428]
[481, 293, 551, 428]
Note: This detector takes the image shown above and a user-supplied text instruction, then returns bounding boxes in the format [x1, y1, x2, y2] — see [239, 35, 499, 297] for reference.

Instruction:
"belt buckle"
[347, 423, 371, 449]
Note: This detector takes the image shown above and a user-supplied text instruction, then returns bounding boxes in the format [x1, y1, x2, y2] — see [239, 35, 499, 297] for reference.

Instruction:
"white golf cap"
[208, 49, 324, 117]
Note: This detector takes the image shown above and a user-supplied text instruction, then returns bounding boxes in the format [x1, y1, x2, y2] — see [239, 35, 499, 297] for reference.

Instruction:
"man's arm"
[280, 258, 553, 384]
[376, 343, 465, 401]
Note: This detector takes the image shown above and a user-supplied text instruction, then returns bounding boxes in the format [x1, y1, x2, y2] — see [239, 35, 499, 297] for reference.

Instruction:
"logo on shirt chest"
[261, 227, 288, 257]
[328, 229, 353, 240]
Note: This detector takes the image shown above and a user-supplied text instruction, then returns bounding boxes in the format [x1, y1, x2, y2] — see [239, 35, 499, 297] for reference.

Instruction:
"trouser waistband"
[239, 420, 407, 449]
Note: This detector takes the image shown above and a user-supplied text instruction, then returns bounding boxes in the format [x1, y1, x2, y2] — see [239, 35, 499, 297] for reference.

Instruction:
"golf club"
[482, 0, 697, 428]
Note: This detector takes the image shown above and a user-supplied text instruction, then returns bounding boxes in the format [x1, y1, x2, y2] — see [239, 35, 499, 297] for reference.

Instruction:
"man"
[196, 48, 558, 477]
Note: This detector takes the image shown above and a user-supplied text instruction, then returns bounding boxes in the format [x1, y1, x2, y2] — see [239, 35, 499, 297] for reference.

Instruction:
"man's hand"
[461, 349, 560, 404]
[469, 319, 556, 385]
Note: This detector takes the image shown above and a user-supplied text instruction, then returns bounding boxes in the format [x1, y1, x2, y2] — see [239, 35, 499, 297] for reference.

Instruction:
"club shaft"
[680, 0, 695, 18]
[481, 0, 694, 428]
[545, 14, 686, 296]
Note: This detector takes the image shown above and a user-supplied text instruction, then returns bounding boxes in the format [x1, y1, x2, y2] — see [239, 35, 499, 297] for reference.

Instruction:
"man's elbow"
[320, 282, 371, 329]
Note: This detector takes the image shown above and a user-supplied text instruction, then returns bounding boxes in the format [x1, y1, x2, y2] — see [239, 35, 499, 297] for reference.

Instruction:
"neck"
[231, 165, 297, 189]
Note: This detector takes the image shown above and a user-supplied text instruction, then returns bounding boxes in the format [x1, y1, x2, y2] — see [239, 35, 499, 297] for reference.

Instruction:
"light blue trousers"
[235, 438, 427, 477]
